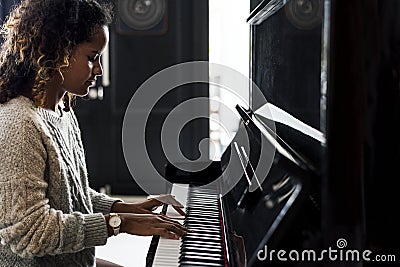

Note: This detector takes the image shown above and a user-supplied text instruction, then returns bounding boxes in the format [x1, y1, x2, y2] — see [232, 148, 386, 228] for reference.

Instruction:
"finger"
[139, 209, 154, 214]
[147, 194, 184, 207]
[159, 223, 187, 237]
[155, 215, 188, 232]
[142, 199, 163, 209]
[154, 228, 180, 240]
[158, 214, 185, 227]
[149, 203, 163, 211]
[158, 214, 177, 222]
[172, 205, 186, 216]
[165, 220, 189, 233]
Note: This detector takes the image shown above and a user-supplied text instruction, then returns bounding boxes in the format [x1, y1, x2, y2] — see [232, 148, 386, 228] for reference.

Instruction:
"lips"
[86, 80, 96, 86]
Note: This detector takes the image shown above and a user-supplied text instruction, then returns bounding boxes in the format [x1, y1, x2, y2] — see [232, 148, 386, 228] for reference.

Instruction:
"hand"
[147, 194, 186, 216]
[112, 195, 186, 215]
[118, 213, 187, 239]
[111, 199, 163, 214]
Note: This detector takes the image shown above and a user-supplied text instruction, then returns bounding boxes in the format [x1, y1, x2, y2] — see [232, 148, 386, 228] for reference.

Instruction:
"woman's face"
[60, 25, 109, 96]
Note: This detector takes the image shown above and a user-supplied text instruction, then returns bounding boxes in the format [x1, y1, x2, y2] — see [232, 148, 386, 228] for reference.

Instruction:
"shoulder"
[0, 96, 38, 128]
[0, 96, 43, 142]
[0, 96, 48, 179]
[0, 95, 35, 116]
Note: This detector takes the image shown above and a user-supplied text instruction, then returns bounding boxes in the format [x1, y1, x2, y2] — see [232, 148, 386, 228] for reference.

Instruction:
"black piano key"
[180, 246, 223, 253]
[186, 210, 220, 215]
[184, 232, 221, 238]
[180, 251, 223, 259]
[182, 236, 221, 243]
[179, 261, 224, 267]
[185, 218, 219, 222]
[175, 186, 225, 267]
[181, 242, 222, 250]
[186, 207, 219, 212]
[181, 245, 223, 252]
[179, 254, 224, 264]
[186, 230, 221, 235]
[185, 214, 219, 218]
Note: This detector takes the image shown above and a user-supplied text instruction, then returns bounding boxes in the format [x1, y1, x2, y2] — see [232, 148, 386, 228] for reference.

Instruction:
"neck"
[43, 76, 66, 111]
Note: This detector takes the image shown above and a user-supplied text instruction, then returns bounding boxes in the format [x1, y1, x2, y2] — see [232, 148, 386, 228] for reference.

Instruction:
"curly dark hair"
[0, 0, 113, 111]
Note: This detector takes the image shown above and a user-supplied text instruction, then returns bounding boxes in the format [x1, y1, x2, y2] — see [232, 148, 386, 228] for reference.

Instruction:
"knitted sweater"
[0, 96, 118, 266]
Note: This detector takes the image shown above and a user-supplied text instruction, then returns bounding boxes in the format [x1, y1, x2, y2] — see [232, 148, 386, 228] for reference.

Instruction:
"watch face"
[109, 216, 121, 227]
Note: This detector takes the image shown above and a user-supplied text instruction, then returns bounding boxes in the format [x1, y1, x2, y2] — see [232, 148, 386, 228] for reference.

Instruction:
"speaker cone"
[119, 0, 166, 30]
[285, 0, 323, 30]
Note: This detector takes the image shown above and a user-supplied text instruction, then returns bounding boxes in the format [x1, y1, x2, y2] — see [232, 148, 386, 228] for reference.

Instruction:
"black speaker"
[116, 0, 168, 35]
[284, 0, 323, 30]
[110, 0, 207, 114]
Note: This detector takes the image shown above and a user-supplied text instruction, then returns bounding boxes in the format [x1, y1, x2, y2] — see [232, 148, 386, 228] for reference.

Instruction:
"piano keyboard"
[151, 184, 227, 267]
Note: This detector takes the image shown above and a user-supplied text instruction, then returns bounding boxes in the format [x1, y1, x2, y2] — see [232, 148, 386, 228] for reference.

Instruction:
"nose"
[93, 59, 103, 76]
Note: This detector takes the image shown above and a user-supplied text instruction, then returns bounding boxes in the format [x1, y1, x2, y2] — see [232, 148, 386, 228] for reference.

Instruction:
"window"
[209, 0, 250, 160]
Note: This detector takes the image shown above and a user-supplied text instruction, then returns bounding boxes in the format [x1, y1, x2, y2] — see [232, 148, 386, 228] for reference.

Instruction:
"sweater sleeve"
[0, 116, 108, 259]
[89, 188, 122, 214]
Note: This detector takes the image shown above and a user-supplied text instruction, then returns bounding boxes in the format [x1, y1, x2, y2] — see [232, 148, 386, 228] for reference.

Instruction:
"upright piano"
[145, 0, 326, 266]
[143, 0, 328, 265]
[146, 103, 323, 267]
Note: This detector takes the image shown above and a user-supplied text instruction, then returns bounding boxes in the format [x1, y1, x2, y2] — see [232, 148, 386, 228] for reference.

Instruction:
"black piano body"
[149, 104, 323, 267]
[148, 0, 323, 265]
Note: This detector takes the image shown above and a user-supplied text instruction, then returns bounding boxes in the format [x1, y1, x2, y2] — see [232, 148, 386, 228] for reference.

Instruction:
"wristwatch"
[108, 213, 121, 236]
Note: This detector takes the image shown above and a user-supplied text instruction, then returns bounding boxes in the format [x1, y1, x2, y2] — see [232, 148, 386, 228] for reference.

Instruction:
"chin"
[75, 87, 90, 97]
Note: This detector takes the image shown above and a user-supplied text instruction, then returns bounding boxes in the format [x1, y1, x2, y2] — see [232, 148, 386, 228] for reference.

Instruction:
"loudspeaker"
[110, 0, 204, 114]
[116, 0, 168, 35]
[284, 0, 323, 30]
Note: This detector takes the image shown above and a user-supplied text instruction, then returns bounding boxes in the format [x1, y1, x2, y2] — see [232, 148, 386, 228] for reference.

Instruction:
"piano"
[146, 104, 323, 267]
[141, 0, 328, 264]
[143, 0, 328, 265]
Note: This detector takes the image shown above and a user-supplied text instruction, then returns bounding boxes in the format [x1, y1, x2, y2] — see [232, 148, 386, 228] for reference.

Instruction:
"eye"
[88, 55, 99, 62]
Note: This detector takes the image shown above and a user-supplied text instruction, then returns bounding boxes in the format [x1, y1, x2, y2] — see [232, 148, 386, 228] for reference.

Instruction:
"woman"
[0, 0, 186, 266]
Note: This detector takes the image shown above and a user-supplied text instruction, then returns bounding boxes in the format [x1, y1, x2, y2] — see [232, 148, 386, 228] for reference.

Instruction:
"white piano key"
[152, 237, 181, 267]
[152, 184, 188, 267]
[151, 184, 226, 267]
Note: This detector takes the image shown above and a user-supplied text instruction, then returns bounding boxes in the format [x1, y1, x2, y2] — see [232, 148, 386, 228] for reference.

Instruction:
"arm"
[68, 110, 187, 239]
[0, 118, 108, 258]
[89, 188, 122, 214]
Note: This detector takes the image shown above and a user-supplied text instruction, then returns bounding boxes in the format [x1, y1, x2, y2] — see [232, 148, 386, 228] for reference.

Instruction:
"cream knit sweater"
[0, 96, 119, 266]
